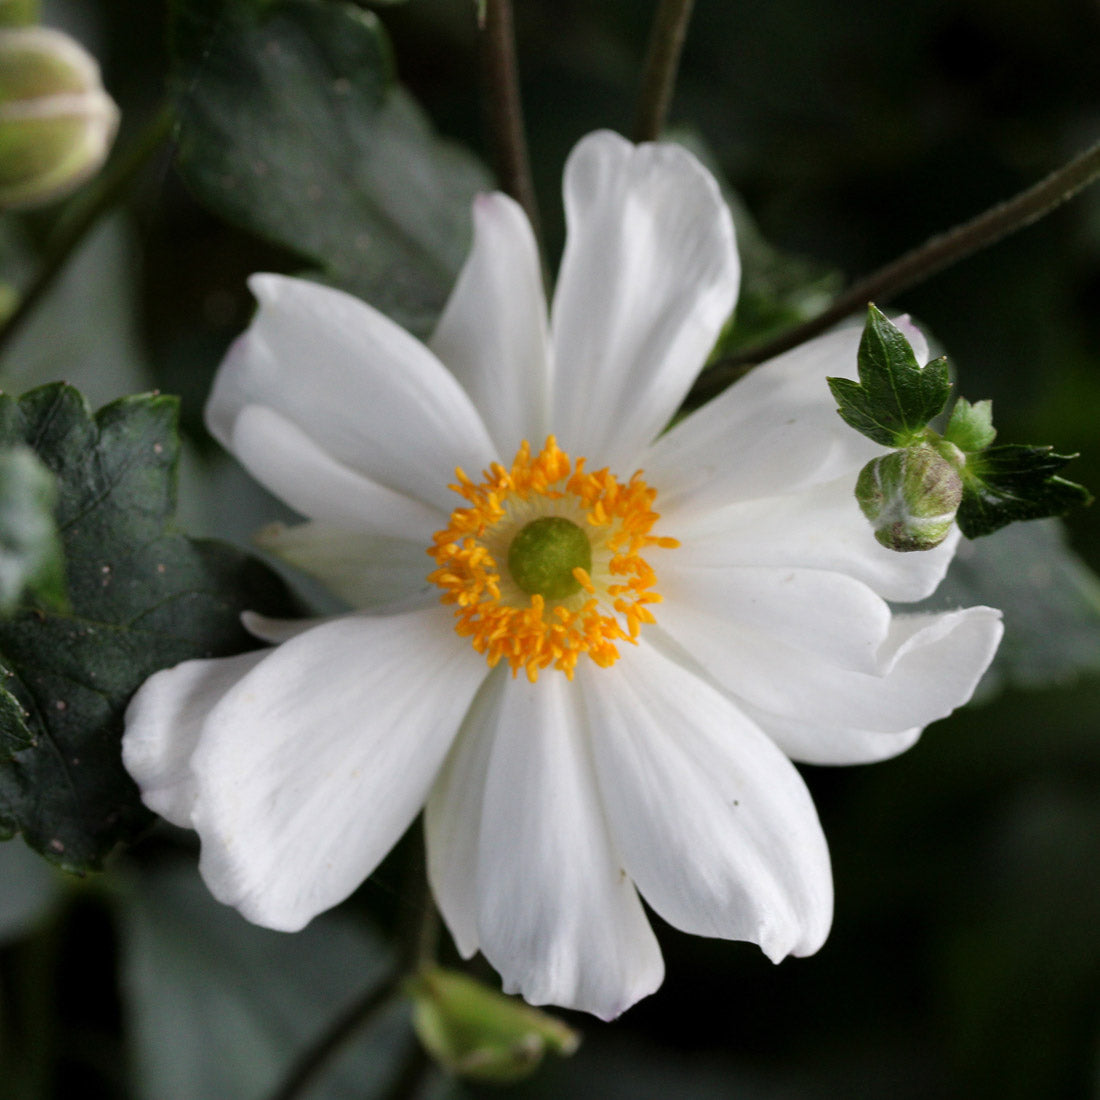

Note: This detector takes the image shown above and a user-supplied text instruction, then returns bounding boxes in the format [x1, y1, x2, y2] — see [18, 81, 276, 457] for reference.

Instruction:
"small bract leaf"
[0, 444, 65, 614]
[827, 304, 952, 448]
[409, 967, 580, 1083]
[957, 444, 1092, 539]
[945, 396, 997, 453]
[0, 384, 299, 872]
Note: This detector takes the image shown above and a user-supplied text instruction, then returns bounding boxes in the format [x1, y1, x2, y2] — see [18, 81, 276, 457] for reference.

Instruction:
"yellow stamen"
[427, 436, 678, 680]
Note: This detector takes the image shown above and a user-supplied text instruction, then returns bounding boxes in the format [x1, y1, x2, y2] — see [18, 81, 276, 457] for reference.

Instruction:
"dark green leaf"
[170, 0, 490, 336]
[957, 444, 1092, 538]
[827, 304, 952, 447]
[0, 384, 299, 872]
[0, 445, 65, 614]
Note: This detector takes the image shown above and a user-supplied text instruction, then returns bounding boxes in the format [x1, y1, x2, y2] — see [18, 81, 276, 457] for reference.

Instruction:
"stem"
[694, 137, 1100, 401]
[632, 0, 696, 143]
[479, 0, 541, 246]
[0, 105, 174, 364]
[266, 968, 405, 1100]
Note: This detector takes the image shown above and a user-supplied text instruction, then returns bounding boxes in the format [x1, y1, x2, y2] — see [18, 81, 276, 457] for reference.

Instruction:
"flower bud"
[855, 444, 963, 552]
[0, 26, 119, 209]
[408, 967, 580, 1083]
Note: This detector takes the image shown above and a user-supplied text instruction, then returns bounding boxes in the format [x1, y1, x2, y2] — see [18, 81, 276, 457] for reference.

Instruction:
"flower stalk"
[632, 0, 696, 143]
[479, 0, 541, 250]
[692, 137, 1100, 402]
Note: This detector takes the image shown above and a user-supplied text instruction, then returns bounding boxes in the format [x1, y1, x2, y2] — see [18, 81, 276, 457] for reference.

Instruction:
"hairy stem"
[632, 0, 696, 143]
[692, 137, 1100, 403]
[0, 106, 174, 364]
[480, 0, 541, 245]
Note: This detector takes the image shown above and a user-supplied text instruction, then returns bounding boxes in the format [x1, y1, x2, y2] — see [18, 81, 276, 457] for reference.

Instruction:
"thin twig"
[266, 968, 405, 1100]
[0, 106, 174, 364]
[632, 0, 696, 143]
[691, 138, 1100, 404]
[479, 0, 541, 247]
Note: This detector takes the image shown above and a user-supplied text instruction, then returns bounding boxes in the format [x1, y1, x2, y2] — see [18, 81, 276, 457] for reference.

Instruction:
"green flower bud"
[0, 26, 119, 209]
[856, 444, 963, 552]
[408, 967, 580, 1083]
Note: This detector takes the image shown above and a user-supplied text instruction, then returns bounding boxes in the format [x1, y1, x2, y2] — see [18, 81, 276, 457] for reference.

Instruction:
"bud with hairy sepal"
[856, 444, 963, 552]
[408, 967, 580, 1083]
[0, 26, 119, 209]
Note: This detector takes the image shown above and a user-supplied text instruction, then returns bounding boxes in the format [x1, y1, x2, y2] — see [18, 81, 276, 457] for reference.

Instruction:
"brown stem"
[691, 137, 1100, 403]
[632, 0, 696, 143]
[479, 0, 541, 247]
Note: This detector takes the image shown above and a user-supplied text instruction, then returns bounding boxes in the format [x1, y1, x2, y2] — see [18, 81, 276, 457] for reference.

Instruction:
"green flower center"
[507, 516, 592, 601]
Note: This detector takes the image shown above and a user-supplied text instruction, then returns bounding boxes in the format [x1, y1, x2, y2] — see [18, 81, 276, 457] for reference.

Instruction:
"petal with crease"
[581, 640, 832, 960]
[122, 649, 269, 828]
[254, 521, 436, 611]
[189, 609, 486, 932]
[658, 602, 1003, 734]
[550, 131, 739, 470]
[475, 672, 664, 1020]
[429, 193, 551, 456]
[207, 273, 497, 512]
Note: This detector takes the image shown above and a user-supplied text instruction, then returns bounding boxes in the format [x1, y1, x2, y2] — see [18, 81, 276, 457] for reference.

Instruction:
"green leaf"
[956, 444, 1092, 538]
[170, 0, 490, 336]
[0, 384, 299, 872]
[827, 304, 952, 447]
[944, 396, 996, 453]
[0, 445, 65, 614]
[120, 862, 409, 1100]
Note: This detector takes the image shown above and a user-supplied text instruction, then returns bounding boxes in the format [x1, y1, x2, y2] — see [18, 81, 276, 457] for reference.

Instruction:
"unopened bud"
[0, 26, 119, 209]
[856, 444, 963, 552]
[408, 967, 580, 1083]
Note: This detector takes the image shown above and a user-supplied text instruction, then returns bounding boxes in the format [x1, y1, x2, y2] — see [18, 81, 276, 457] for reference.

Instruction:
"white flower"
[122, 131, 1002, 1020]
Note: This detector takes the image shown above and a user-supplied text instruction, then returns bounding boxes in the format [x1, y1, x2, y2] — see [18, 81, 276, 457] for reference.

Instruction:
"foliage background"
[2, 0, 1099, 1097]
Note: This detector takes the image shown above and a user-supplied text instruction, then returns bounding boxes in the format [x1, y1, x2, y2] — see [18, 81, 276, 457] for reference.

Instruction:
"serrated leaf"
[957, 444, 1092, 538]
[827, 304, 952, 447]
[170, 0, 490, 336]
[0, 384, 299, 872]
[0, 444, 65, 613]
[944, 396, 996, 453]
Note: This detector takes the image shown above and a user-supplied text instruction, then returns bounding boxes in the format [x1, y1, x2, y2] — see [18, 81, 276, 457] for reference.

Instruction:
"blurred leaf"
[170, 0, 490, 336]
[918, 519, 1100, 691]
[0, 384, 300, 872]
[120, 861, 410, 1100]
[0, 834, 59, 941]
[0, 444, 65, 614]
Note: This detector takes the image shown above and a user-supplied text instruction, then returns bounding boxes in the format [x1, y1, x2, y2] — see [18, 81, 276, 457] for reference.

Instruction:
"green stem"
[266, 968, 406, 1100]
[479, 0, 542, 248]
[632, 0, 696, 143]
[0, 105, 174, 364]
[692, 137, 1100, 404]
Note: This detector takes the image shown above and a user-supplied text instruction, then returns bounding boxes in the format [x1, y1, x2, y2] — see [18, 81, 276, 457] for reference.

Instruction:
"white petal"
[669, 475, 960, 603]
[550, 132, 739, 470]
[424, 667, 508, 959]
[429, 193, 551, 456]
[231, 405, 445, 539]
[659, 564, 890, 673]
[254, 521, 436, 611]
[475, 672, 664, 1019]
[206, 273, 497, 513]
[657, 603, 1002, 734]
[581, 641, 832, 960]
[241, 611, 333, 644]
[122, 649, 269, 827]
[739, 704, 922, 766]
[189, 608, 487, 931]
